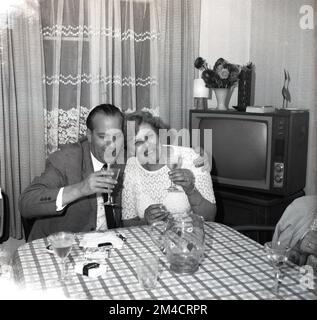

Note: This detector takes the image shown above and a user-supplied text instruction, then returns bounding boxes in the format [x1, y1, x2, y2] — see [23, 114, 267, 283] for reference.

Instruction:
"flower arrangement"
[194, 57, 252, 89]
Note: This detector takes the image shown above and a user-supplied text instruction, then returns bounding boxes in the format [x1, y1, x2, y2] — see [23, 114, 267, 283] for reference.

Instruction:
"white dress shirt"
[56, 152, 108, 231]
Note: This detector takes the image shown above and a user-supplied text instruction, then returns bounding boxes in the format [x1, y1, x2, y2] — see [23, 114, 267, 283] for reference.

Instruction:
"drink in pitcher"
[150, 212, 205, 275]
[168, 253, 200, 274]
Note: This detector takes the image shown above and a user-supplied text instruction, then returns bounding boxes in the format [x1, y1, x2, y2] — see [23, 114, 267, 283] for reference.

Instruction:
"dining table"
[12, 222, 317, 300]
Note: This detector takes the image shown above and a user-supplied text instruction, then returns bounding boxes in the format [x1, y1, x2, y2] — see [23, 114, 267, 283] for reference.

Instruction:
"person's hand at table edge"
[144, 204, 169, 225]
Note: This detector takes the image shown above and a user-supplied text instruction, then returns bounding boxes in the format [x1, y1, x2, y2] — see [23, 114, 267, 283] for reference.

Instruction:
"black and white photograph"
[0, 0, 316, 306]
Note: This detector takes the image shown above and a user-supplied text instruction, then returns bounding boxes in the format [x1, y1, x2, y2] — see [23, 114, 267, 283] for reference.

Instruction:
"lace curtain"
[41, 0, 160, 154]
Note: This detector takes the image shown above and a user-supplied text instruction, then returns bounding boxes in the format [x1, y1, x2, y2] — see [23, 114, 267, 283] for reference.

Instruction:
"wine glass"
[101, 163, 121, 206]
[264, 241, 290, 298]
[47, 232, 75, 283]
[165, 146, 183, 192]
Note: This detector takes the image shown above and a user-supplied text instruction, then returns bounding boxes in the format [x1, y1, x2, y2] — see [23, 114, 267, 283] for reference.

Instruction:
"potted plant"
[194, 57, 252, 110]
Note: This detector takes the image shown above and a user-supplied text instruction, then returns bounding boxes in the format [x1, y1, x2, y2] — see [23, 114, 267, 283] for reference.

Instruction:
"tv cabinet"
[214, 186, 305, 244]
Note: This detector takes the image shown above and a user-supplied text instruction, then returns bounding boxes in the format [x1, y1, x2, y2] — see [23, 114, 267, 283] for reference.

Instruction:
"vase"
[213, 88, 231, 110]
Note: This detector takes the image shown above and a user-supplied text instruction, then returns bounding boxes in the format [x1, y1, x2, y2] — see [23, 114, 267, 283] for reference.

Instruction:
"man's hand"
[169, 168, 195, 194]
[79, 170, 117, 196]
[193, 147, 211, 172]
[300, 230, 317, 255]
[144, 204, 169, 225]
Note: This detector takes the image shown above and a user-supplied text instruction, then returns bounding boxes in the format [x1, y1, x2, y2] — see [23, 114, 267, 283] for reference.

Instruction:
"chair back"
[0, 189, 10, 243]
[0, 190, 3, 239]
[21, 217, 35, 242]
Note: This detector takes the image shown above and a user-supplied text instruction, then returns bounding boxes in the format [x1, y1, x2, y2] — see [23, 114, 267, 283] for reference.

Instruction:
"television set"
[190, 109, 309, 196]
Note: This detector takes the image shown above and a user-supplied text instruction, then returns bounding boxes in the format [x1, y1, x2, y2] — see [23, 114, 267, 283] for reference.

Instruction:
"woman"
[122, 111, 217, 226]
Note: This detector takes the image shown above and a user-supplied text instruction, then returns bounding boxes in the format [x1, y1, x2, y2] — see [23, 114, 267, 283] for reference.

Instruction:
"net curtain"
[41, 0, 160, 154]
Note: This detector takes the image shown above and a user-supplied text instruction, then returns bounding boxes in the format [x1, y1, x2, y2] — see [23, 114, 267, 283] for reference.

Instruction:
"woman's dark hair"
[86, 104, 124, 131]
[125, 111, 169, 136]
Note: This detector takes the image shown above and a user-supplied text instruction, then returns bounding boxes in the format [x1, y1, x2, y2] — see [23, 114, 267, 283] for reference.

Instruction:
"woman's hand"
[144, 204, 169, 225]
[169, 169, 195, 194]
[300, 230, 317, 255]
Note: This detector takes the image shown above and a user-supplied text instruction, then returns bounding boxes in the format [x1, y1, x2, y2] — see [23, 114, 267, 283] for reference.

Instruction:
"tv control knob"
[274, 163, 284, 172]
[274, 175, 283, 183]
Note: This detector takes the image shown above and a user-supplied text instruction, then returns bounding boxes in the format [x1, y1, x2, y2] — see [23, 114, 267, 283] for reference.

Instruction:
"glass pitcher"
[150, 211, 205, 274]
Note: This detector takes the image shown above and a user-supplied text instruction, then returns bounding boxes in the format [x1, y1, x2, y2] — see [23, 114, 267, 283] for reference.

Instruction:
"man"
[20, 104, 211, 241]
[19, 104, 125, 241]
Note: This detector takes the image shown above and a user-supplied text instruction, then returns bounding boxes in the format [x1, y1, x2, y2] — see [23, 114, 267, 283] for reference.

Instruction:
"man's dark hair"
[86, 104, 124, 131]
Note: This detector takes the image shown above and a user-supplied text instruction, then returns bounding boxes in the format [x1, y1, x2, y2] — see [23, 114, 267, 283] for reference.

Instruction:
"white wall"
[199, 0, 252, 108]
[199, 0, 316, 195]
[250, 0, 316, 195]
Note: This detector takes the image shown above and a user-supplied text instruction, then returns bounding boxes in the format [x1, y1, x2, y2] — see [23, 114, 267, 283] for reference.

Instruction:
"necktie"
[102, 164, 116, 229]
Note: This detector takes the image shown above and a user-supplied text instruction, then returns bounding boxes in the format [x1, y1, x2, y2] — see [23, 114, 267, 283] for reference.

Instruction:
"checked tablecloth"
[12, 222, 317, 300]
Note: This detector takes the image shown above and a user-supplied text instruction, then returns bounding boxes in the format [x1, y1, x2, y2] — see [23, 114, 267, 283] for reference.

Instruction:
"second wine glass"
[264, 241, 290, 298]
[165, 146, 183, 192]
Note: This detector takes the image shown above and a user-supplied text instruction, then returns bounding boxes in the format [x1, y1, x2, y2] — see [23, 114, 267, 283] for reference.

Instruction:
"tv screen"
[199, 117, 271, 189]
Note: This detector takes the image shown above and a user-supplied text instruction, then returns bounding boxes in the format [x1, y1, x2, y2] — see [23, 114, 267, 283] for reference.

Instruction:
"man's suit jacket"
[19, 138, 124, 241]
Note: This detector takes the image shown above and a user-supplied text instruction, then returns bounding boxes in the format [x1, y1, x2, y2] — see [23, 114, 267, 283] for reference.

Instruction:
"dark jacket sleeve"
[19, 152, 67, 219]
